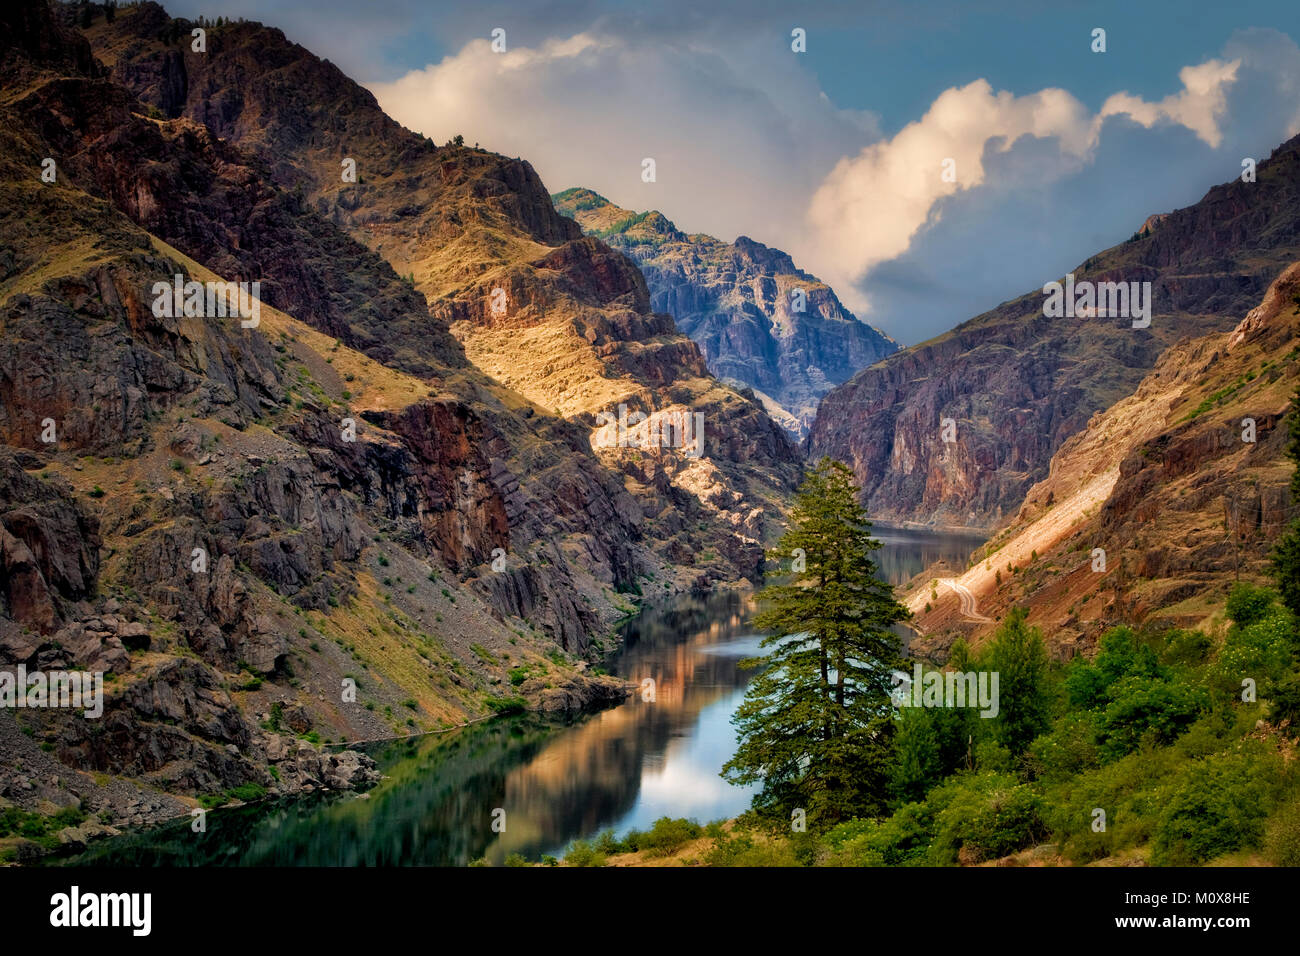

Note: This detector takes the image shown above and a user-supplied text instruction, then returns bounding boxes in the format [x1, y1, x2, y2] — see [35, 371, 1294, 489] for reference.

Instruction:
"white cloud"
[372, 27, 1286, 338]
[1100, 58, 1240, 148]
[804, 81, 1093, 307]
[803, 60, 1241, 311]
[369, 31, 877, 255]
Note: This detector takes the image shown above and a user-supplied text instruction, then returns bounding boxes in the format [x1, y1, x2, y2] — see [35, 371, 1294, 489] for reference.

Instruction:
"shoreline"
[869, 518, 992, 539]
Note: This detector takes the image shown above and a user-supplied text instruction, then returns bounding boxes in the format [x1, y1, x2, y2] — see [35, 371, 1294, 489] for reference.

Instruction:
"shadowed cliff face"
[902, 262, 1299, 660]
[90, 3, 801, 558]
[0, 0, 799, 822]
[552, 188, 899, 439]
[808, 136, 1300, 531]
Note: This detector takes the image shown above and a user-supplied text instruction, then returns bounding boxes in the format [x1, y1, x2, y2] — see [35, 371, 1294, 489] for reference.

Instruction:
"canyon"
[0, 0, 799, 832]
[903, 261, 1298, 659]
[1, 0, 1297, 869]
[552, 188, 898, 439]
[808, 138, 1300, 530]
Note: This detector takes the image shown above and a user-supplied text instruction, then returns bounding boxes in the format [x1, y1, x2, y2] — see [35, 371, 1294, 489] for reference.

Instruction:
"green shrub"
[1064, 626, 1160, 710]
[702, 831, 802, 867]
[1045, 745, 1184, 862]
[1097, 676, 1209, 759]
[1171, 710, 1239, 759]
[1266, 673, 1300, 738]
[1026, 711, 1101, 782]
[823, 802, 935, 867]
[563, 839, 606, 867]
[889, 689, 978, 802]
[1152, 747, 1285, 865]
[978, 609, 1051, 753]
[1263, 794, 1300, 866]
[929, 775, 1047, 864]
[1212, 606, 1296, 691]
[640, 817, 703, 857]
[1226, 582, 1277, 628]
[1159, 628, 1213, 668]
[592, 829, 622, 855]
[226, 782, 267, 803]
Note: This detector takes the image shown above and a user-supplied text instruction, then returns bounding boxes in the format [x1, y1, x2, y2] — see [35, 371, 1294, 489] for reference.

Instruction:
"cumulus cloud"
[370, 30, 878, 249]
[803, 59, 1241, 312]
[849, 33, 1300, 344]
[1100, 59, 1240, 147]
[369, 22, 1298, 343]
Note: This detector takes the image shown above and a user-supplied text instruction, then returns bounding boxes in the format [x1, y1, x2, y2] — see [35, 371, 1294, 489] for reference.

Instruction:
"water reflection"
[489, 589, 764, 861]
[872, 523, 986, 586]
[55, 528, 984, 867]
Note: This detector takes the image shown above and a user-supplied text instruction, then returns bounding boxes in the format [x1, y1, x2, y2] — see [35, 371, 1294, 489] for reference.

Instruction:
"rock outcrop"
[90, 2, 802, 578]
[903, 262, 1300, 658]
[553, 188, 898, 438]
[809, 137, 1300, 529]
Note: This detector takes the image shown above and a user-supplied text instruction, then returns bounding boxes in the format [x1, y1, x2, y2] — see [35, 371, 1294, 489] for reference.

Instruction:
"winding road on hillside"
[939, 578, 995, 623]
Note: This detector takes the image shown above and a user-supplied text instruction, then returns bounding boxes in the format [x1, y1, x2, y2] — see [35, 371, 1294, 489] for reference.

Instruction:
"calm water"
[55, 527, 983, 867]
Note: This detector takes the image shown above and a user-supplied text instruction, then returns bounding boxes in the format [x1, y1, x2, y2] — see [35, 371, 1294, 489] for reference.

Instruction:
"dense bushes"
[1264, 796, 1300, 865]
[852, 585, 1299, 866]
[566, 817, 706, 864]
[1096, 677, 1209, 759]
[1151, 747, 1288, 865]
[927, 774, 1047, 864]
[532, 583, 1299, 869]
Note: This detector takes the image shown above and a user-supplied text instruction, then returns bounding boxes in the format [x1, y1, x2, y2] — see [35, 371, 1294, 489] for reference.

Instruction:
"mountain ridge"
[808, 135, 1300, 530]
[902, 261, 1298, 657]
[0, 0, 798, 831]
[552, 187, 898, 438]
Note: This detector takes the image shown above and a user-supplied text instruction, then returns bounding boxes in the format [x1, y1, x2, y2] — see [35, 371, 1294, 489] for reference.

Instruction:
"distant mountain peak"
[553, 188, 897, 437]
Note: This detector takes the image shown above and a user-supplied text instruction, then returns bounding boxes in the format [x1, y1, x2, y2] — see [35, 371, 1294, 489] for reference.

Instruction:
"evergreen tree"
[722, 458, 910, 823]
[889, 690, 976, 803]
[1271, 389, 1300, 615]
[978, 607, 1051, 753]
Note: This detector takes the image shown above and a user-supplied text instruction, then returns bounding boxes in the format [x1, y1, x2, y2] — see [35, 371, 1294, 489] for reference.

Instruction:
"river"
[53, 525, 985, 867]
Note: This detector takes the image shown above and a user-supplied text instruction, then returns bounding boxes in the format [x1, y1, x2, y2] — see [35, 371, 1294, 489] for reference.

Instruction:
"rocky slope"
[902, 262, 1299, 659]
[88, 3, 801, 554]
[0, 0, 799, 842]
[552, 188, 898, 438]
[808, 138, 1300, 529]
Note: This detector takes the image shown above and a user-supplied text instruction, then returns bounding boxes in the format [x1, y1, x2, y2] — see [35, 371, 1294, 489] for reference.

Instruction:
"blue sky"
[163, 1, 1300, 344]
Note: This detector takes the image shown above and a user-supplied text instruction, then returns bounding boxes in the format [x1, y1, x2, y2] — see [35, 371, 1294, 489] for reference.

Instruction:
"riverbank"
[26, 528, 987, 867]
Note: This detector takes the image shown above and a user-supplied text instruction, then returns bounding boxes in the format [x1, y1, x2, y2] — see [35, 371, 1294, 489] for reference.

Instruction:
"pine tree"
[979, 606, 1050, 753]
[722, 458, 910, 824]
[1271, 389, 1300, 615]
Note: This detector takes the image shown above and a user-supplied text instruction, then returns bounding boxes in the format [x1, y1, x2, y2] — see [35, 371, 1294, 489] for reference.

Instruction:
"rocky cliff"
[808, 138, 1300, 529]
[0, 0, 799, 840]
[902, 262, 1299, 659]
[89, 1, 800, 568]
[552, 188, 898, 438]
